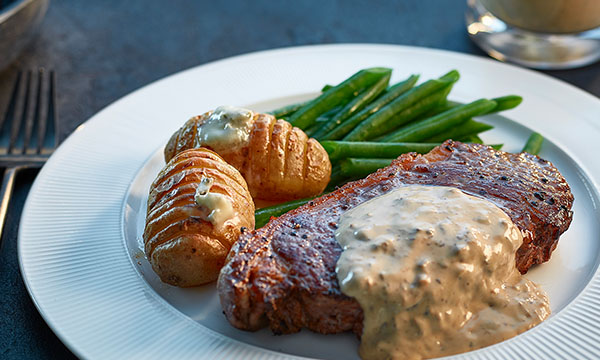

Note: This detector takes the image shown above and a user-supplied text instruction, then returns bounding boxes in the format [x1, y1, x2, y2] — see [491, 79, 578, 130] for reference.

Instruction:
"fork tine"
[8, 70, 30, 154]
[35, 70, 49, 154]
[33, 69, 50, 155]
[0, 72, 20, 135]
[0, 72, 24, 155]
[41, 70, 58, 153]
[22, 69, 41, 154]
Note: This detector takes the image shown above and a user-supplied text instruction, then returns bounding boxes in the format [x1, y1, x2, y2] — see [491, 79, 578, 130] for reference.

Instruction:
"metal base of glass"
[465, 0, 600, 69]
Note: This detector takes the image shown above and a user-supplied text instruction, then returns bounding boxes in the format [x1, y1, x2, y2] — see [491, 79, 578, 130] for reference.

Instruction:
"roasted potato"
[164, 109, 331, 201]
[144, 148, 254, 287]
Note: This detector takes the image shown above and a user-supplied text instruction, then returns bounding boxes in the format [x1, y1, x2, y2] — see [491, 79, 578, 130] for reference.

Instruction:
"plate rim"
[18, 43, 600, 359]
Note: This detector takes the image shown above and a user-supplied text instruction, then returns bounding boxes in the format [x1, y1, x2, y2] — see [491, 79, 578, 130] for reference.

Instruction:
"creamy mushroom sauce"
[195, 105, 254, 152]
[335, 185, 550, 360]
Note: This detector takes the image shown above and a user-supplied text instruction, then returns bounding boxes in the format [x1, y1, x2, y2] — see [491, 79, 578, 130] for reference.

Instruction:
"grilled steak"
[217, 140, 574, 335]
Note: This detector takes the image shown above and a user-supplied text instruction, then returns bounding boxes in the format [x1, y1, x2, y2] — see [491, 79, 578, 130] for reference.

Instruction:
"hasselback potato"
[144, 147, 254, 287]
[164, 106, 331, 201]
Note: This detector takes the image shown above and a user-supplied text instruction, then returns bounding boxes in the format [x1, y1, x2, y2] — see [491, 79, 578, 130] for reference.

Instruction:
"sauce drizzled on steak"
[218, 140, 573, 336]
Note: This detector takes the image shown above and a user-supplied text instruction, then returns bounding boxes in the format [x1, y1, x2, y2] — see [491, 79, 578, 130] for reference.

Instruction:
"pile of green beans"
[342, 70, 460, 141]
[256, 68, 539, 227]
[320, 75, 419, 140]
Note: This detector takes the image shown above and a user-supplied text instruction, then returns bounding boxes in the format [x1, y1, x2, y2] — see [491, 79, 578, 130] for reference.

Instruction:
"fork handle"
[0, 166, 23, 241]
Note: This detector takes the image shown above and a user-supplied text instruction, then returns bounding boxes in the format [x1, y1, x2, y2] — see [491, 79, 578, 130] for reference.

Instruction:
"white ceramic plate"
[19, 44, 600, 359]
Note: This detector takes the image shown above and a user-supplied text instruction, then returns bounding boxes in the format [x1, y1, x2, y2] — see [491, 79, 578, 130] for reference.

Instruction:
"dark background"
[1, 1, 599, 358]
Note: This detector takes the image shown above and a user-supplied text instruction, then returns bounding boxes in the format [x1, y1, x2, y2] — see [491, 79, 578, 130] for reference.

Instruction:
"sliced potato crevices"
[143, 148, 255, 287]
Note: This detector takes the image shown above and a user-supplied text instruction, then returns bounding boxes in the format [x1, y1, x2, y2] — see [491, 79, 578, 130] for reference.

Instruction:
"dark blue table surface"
[1, 1, 599, 358]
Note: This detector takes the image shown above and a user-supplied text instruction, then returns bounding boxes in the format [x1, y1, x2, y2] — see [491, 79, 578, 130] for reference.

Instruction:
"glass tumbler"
[466, 0, 600, 69]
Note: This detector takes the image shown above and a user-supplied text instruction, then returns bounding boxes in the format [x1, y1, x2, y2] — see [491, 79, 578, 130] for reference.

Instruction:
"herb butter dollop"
[335, 185, 550, 360]
[194, 176, 234, 227]
[195, 105, 254, 152]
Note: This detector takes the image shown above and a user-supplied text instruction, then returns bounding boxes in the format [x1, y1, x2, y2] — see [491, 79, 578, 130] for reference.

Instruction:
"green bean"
[321, 141, 440, 162]
[255, 197, 315, 228]
[268, 100, 312, 118]
[349, 83, 454, 141]
[379, 98, 497, 143]
[416, 95, 520, 142]
[315, 105, 344, 124]
[289, 67, 392, 130]
[305, 105, 346, 136]
[460, 135, 484, 144]
[304, 123, 323, 137]
[269, 85, 361, 119]
[312, 73, 391, 140]
[417, 95, 520, 123]
[339, 144, 505, 180]
[521, 132, 544, 155]
[425, 119, 493, 142]
[452, 95, 522, 115]
[338, 143, 504, 180]
[489, 95, 522, 113]
[343, 70, 460, 141]
[320, 75, 419, 140]
[417, 100, 461, 120]
[340, 158, 394, 178]
[305, 106, 343, 136]
[326, 164, 349, 190]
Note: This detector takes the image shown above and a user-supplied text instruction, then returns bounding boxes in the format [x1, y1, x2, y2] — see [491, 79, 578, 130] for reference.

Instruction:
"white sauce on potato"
[194, 176, 234, 227]
[195, 105, 254, 152]
[335, 185, 550, 360]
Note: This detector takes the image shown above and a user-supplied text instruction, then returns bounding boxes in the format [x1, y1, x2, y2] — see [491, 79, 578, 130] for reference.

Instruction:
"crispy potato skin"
[144, 148, 254, 287]
[164, 111, 331, 201]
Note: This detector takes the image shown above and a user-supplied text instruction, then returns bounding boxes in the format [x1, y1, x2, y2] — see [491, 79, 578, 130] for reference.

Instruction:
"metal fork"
[0, 69, 58, 239]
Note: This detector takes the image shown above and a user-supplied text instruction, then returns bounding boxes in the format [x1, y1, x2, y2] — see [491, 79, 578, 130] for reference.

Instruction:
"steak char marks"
[218, 140, 574, 336]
